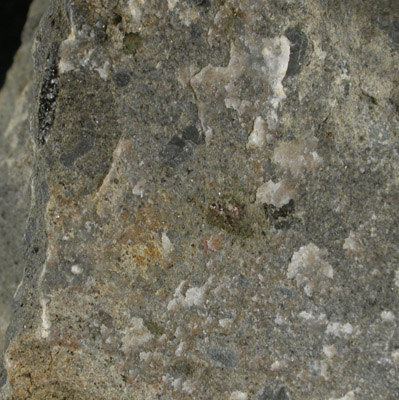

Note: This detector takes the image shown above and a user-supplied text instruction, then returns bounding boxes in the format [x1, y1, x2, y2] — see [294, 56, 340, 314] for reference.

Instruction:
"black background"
[0, 0, 33, 88]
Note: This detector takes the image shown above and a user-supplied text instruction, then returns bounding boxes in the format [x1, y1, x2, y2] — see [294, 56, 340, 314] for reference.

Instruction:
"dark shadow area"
[0, 0, 33, 88]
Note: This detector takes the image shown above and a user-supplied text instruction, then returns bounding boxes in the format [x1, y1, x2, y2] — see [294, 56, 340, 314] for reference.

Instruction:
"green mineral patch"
[144, 319, 164, 336]
[123, 32, 143, 55]
[205, 190, 265, 237]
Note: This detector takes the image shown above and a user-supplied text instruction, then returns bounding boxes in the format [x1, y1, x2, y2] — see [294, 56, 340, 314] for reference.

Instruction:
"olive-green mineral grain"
[1, 0, 399, 399]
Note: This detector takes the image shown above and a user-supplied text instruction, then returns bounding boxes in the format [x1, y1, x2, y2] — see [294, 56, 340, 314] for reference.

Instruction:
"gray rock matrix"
[0, 0, 399, 398]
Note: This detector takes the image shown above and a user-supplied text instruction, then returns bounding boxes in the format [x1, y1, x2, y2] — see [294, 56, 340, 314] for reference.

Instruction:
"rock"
[0, 0, 50, 385]
[1, 0, 399, 399]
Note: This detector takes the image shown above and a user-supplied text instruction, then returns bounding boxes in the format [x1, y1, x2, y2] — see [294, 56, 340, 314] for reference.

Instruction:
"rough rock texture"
[1, 0, 399, 399]
[0, 0, 49, 383]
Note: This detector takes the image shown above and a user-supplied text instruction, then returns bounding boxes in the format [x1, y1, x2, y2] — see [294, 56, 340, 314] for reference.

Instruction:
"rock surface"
[0, 0, 50, 384]
[1, 0, 399, 399]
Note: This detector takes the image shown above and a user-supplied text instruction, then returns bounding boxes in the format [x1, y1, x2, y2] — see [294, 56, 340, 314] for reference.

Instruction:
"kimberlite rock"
[1, 0, 399, 398]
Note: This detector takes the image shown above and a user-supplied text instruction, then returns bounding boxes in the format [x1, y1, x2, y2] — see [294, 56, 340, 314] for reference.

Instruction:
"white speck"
[58, 31, 78, 73]
[224, 97, 251, 116]
[381, 311, 395, 321]
[313, 40, 327, 61]
[205, 127, 213, 146]
[274, 315, 286, 325]
[256, 179, 296, 208]
[395, 269, 399, 288]
[311, 151, 323, 164]
[184, 286, 207, 307]
[161, 232, 174, 256]
[230, 391, 248, 400]
[121, 317, 154, 354]
[177, 64, 200, 88]
[129, 0, 145, 22]
[40, 298, 51, 338]
[133, 178, 146, 197]
[299, 311, 315, 320]
[79, 48, 94, 68]
[175, 341, 187, 357]
[329, 390, 356, 400]
[172, 377, 182, 391]
[100, 324, 108, 335]
[262, 36, 290, 113]
[71, 265, 83, 275]
[167, 277, 213, 311]
[320, 360, 329, 379]
[323, 345, 337, 359]
[343, 231, 362, 254]
[270, 360, 286, 371]
[318, 313, 327, 322]
[94, 60, 110, 80]
[247, 116, 268, 149]
[287, 243, 333, 296]
[85, 221, 94, 232]
[13, 277, 24, 299]
[167, 280, 186, 311]
[38, 262, 47, 287]
[219, 318, 233, 328]
[37, 258, 52, 339]
[326, 322, 354, 337]
[272, 136, 323, 178]
[139, 351, 151, 362]
[182, 380, 195, 394]
[190, 36, 290, 135]
[392, 349, 399, 363]
[167, 0, 178, 10]
[59, 59, 75, 73]
[174, 326, 183, 338]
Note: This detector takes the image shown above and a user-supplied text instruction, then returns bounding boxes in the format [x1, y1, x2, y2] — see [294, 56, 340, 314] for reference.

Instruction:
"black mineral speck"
[264, 200, 298, 230]
[389, 19, 399, 47]
[258, 388, 274, 400]
[60, 135, 95, 168]
[37, 43, 60, 146]
[186, 0, 209, 7]
[182, 125, 202, 144]
[264, 200, 294, 223]
[0, 370, 6, 389]
[160, 135, 193, 167]
[101, 0, 119, 9]
[98, 310, 114, 328]
[190, 24, 203, 40]
[171, 360, 193, 377]
[25, 218, 37, 246]
[208, 346, 237, 368]
[284, 26, 308, 77]
[275, 387, 289, 400]
[168, 135, 186, 149]
[113, 72, 131, 87]
[258, 387, 290, 400]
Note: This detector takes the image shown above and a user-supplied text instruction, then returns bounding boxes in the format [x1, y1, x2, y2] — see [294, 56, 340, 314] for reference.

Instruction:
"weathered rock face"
[1, 0, 399, 398]
[0, 0, 50, 384]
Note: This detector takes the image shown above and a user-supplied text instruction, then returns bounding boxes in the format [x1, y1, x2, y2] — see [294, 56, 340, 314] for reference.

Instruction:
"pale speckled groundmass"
[0, 0, 399, 399]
